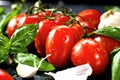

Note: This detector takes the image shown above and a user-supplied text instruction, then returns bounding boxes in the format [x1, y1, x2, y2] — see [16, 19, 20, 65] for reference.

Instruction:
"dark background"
[41, 0, 120, 5]
[1, 0, 120, 15]
[6, 0, 120, 5]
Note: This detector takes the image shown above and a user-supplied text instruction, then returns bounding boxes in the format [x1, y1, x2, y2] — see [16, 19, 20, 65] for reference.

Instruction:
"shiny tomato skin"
[6, 13, 26, 38]
[46, 25, 76, 69]
[6, 11, 52, 38]
[35, 19, 57, 57]
[80, 21, 95, 29]
[0, 69, 13, 80]
[72, 22, 95, 41]
[72, 23, 84, 42]
[6, 14, 41, 38]
[18, 14, 41, 27]
[78, 9, 101, 27]
[55, 15, 70, 25]
[94, 35, 120, 54]
[80, 21, 96, 34]
[71, 38, 108, 75]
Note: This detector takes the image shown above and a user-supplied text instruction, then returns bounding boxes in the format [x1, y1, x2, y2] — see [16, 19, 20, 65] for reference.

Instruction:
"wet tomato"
[78, 9, 101, 27]
[94, 35, 120, 54]
[35, 14, 70, 57]
[46, 25, 76, 69]
[6, 13, 26, 38]
[34, 19, 57, 57]
[71, 38, 109, 75]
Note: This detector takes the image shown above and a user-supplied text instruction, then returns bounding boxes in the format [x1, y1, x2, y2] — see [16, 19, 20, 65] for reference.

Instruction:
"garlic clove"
[16, 63, 38, 78]
[98, 10, 120, 29]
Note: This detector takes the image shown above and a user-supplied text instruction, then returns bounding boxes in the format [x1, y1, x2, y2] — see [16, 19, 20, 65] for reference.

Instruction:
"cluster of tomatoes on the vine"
[3, 5, 120, 79]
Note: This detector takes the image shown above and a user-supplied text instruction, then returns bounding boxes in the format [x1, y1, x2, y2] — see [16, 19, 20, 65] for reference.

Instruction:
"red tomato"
[72, 23, 84, 42]
[0, 69, 13, 80]
[46, 25, 76, 69]
[94, 35, 120, 54]
[78, 9, 101, 27]
[6, 11, 52, 38]
[71, 38, 108, 75]
[72, 22, 95, 41]
[34, 19, 57, 57]
[6, 13, 26, 38]
[80, 21, 95, 29]
[18, 14, 41, 27]
[55, 15, 70, 25]
[80, 21, 96, 34]
[35, 14, 70, 57]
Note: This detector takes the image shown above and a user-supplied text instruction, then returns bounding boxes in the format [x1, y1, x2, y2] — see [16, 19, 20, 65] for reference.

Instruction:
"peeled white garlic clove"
[45, 63, 92, 80]
[98, 10, 120, 29]
[16, 63, 38, 78]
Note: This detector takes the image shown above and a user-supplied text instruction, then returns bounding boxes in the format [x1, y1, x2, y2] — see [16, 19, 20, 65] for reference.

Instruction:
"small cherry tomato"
[6, 11, 52, 38]
[72, 21, 95, 41]
[0, 69, 13, 80]
[18, 14, 41, 27]
[55, 15, 70, 25]
[35, 19, 57, 57]
[72, 23, 84, 42]
[46, 25, 76, 69]
[94, 35, 120, 54]
[6, 13, 26, 38]
[78, 9, 101, 27]
[80, 21, 96, 34]
[71, 38, 108, 75]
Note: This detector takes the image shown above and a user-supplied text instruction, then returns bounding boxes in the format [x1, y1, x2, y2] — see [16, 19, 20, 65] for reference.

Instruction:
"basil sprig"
[0, 24, 38, 63]
[0, 33, 10, 63]
[10, 24, 38, 54]
[88, 26, 120, 42]
[0, 24, 55, 71]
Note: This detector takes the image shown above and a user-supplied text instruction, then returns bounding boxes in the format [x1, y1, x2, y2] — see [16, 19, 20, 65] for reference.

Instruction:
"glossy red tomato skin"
[18, 14, 41, 27]
[6, 11, 51, 38]
[72, 23, 84, 42]
[94, 35, 120, 54]
[79, 21, 96, 34]
[0, 69, 13, 80]
[55, 15, 70, 25]
[6, 14, 41, 38]
[80, 21, 95, 29]
[71, 38, 109, 75]
[72, 22, 95, 41]
[6, 14, 26, 38]
[34, 19, 57, 57]
[46, 25, 76, 69]
[78, 9, 101, 27]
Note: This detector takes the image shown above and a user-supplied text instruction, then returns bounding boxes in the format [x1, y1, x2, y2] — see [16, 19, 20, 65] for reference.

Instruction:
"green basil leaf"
[14, 53, 55, 71]
[109, 47, 120, 61]
[0, 47, 9, 63]
[10, 24, 38, 54]
[10, 43, 27, 54]
[89, 26, 120, 41]
[0, 33, 10, 63]
[112, 50, 120, 80]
